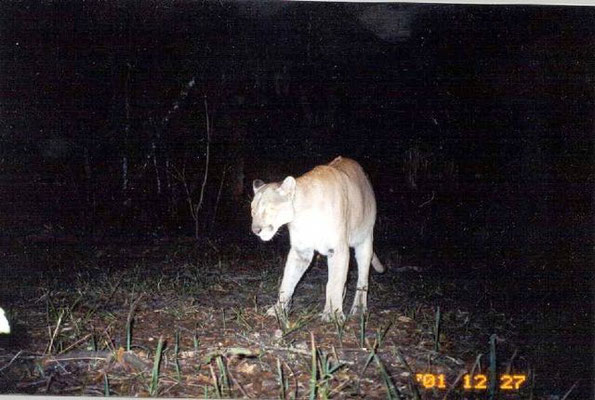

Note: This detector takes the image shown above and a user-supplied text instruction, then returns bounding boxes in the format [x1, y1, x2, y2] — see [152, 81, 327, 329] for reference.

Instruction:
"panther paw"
[321, 310, 345, 323]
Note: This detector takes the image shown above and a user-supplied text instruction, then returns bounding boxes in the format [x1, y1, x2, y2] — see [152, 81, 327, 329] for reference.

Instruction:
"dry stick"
[44, 350, 112, 363]
[155, 380, 180, 398]
[327, 378, 353, 398]
[560, 380, 580, 400]
[418, 190, 435, 208]
[88, 277, 122, 317]
[0, 350, 24, 373]
[171, 164, 197, 224]
[469, 353, 482, 377]
[211, 163, 228, 228]
[225, 360, 251, 399]
[58, 333, 93, 355]
[46, 309, 65, 355]
[44, 374, 54, 393]
[152, 141, 161, 194]
[504, 348, 518, 375]
[528, 367, 535, 400]
[237, 331, 357, 365]
[194, 95, 211, 239]
[262, 345, 354, 366]
[121, 63, 131, 192]
[442, 369, 466, 400]
[209, 364, 221, 398]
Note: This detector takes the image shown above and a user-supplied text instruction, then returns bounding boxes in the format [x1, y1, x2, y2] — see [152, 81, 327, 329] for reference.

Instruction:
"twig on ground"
[238, 333, 355, 365]
[46, 309, 65, 355]
[226, 361, 251, 398]
[442, 369, 466, 400]
[58, 333, 93, 355]
[0, 350, 24, 373]
[418, 191, 435, 208]
[561, 380, 580, 400]
[42, 350, 149, 371]
[44, 350, 111, 363]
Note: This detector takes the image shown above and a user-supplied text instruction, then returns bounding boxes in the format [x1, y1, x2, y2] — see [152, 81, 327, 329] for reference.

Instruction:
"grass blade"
[359, 312, 367, 348]
[309, 332, 317, 400]
[373, 353, 400, 400]
[277, 358, 286, 400]
[149, 335, 164, 397]
[174, 329, 182, 381]
[394, 348, 420, 400]
[103, 373, 110, 397]
[126, 294, 143, 352]
[216, 355, 230, 397]
[434, 306, 441, 352]
[209, 364, 221, 398]
[488, 334, 497, 400]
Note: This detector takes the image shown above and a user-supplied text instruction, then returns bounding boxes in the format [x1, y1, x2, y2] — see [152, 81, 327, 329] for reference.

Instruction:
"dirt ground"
[0, 238, 584, 398]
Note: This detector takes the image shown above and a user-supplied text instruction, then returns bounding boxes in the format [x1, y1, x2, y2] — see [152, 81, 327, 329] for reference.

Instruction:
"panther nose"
[252, 225, 262, 235]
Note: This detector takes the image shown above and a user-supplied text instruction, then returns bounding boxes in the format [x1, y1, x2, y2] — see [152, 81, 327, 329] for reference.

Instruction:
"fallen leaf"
[236, 362, 258, 374]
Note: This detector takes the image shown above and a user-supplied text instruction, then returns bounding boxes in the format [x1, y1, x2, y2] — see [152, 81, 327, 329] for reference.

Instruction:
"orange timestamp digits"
[414, 373, 447, 389]
[415, 373, 527, 391]
[498, 374, 527, 390]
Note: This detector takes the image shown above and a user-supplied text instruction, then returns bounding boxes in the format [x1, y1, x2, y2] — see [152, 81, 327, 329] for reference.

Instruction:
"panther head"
[250, 176, 296, 241]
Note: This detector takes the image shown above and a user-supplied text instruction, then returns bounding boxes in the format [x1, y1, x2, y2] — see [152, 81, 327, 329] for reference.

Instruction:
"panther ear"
[278, 176, 296, 197]
[253, 179, 265, 193]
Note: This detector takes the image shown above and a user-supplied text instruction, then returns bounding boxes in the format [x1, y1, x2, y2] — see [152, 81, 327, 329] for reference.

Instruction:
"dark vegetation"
[0, 2, 593, 398]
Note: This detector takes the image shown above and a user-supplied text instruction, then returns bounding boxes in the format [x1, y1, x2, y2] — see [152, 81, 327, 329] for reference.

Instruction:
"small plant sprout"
[231, 307, 252, 331]
[318, 349, 345, 399]
[273, 304, 290, 331]
[275, 306, 316, 338]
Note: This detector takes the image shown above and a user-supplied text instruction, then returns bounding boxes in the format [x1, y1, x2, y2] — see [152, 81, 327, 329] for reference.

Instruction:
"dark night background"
[0, 1, 593, 397]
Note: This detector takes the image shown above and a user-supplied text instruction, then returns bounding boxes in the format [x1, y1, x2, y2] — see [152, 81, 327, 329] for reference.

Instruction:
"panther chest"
[288, 212, 345, 254]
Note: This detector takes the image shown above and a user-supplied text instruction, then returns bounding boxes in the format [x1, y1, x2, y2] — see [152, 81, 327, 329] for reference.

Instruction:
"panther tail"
[371, 252, 385, 273]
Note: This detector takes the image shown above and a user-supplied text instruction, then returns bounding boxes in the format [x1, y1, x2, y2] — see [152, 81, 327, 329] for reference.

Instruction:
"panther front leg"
[266, 247, 313, 317]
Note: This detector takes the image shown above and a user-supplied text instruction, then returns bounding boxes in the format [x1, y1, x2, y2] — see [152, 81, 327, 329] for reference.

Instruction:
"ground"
[0, 237, 576, 398]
